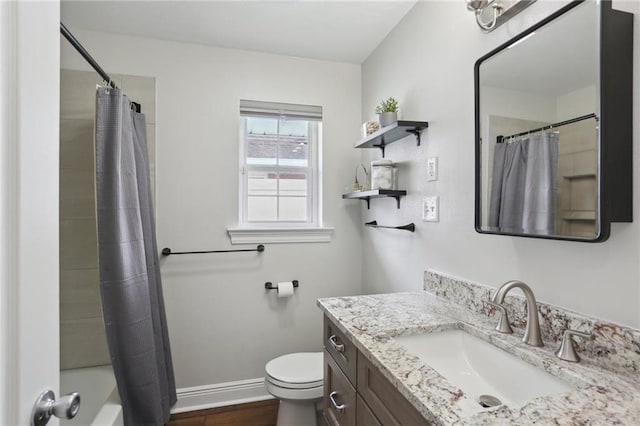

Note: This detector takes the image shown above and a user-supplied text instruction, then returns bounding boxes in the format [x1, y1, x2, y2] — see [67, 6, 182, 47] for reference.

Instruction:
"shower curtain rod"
[61, 22, 116, 88]
[497, 113, 598, 143]
[61, 22, 141, 112]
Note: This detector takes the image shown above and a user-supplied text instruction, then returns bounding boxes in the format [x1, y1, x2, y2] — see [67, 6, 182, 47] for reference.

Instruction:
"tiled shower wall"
[555, 120, 598, 237]
[59, 69, 156, 370]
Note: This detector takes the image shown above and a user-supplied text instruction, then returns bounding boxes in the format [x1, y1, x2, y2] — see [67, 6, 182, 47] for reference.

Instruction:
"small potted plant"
[375, 97, 399, 127]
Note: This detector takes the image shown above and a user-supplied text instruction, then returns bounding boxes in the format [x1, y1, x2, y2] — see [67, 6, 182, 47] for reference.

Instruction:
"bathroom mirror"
[474, 0, 632, 242]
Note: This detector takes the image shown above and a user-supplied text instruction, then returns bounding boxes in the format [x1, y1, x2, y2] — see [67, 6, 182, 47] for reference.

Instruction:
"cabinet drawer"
[324, 316, 357, 384]
[324, 350, 356, 426]
[356, 395, 381, 426]
[357, 352, 430, 426]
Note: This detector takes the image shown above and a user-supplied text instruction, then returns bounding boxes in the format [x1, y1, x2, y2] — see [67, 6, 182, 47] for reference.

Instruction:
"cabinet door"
[324, 316, 358, 384]
[357, 352, 430, 426]
[356, 395, 381, 426]
[324, 350, 356, 426]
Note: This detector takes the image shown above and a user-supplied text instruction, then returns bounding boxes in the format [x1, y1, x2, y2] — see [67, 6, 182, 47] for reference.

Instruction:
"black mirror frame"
[474, 0, 633, 243]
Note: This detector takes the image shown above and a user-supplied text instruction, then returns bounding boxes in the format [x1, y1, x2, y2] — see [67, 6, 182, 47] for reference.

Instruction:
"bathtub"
[60, 365, 123, 426]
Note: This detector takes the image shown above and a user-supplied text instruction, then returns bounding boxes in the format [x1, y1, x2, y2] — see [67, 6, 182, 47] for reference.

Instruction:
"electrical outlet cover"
[422, 196, 439, 222]
[427, 157, 438, 181]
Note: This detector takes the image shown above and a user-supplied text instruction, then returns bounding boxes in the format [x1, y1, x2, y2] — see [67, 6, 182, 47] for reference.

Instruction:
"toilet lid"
[265, 352, 323, 387]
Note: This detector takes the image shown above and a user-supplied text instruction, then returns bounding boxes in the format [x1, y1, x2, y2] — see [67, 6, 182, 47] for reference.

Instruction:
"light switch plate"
[427, 157, 438, 181]
[422, 196, 439, 222]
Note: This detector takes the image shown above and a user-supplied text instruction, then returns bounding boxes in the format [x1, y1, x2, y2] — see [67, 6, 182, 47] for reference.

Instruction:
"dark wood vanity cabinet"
[323, 316, 430, 426]
[356, 396, 381, 426]
[357, 352, 430, 425]
[324, 315, 358, 383]
[324, 350, 357, 426]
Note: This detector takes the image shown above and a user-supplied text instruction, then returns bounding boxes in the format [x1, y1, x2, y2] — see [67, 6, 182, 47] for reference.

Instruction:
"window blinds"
[240, 99, 322, 121]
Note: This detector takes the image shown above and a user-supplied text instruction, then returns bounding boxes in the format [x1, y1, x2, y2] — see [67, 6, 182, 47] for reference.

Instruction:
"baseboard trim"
[171, 377, 274, 414]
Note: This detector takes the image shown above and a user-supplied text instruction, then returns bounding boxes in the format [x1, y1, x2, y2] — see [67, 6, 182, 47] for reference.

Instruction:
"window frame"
[229, 100, 332, 244]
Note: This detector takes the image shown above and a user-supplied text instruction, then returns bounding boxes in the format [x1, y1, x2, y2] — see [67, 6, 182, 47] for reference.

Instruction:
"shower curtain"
[95, 86, 176, 425]
[488, 131, 559, 235]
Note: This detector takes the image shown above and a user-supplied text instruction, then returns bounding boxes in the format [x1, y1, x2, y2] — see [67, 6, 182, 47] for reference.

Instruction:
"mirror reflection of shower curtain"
[95, 86, 176, 425]
[489, 132, 559, 235]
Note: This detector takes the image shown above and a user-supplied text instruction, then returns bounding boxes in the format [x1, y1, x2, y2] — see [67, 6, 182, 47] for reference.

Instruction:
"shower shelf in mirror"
[342, 189, 407, 209]
[562, 173, 596, 180]
[355, 120, 428, 158]
[562, 211, 596, 221]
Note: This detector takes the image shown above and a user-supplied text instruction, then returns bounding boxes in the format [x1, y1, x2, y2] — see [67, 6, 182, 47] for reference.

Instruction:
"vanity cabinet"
[356, 396, 381, 426]
[357, 353, 429, 425]
[325, 316, 358, 383]
[323, 316, 430, 426]
[325, 350, 357, 425]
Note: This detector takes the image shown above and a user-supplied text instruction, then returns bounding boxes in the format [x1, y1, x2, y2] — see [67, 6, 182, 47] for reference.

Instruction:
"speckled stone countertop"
[317, 291, 640, 425]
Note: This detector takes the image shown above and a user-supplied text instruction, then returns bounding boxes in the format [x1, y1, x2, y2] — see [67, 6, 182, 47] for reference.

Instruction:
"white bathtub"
[60, 365, 123, 426]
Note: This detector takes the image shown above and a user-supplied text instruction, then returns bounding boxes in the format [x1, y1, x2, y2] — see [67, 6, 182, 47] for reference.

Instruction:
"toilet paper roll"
[277, 281, 295, 298]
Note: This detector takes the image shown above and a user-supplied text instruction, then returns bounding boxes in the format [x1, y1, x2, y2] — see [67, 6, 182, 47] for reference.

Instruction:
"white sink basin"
[394, 329, 574, 415]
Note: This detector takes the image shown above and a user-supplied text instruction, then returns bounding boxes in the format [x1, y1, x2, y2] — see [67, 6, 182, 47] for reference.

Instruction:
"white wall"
[61, 29, 363, 389]
[556, 85, 597, 120]
[361, 1, 640, 328]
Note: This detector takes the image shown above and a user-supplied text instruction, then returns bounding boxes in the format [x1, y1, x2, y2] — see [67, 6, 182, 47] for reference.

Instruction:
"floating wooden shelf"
[342, 189, 407, 209]
[355, 120, 428, 158]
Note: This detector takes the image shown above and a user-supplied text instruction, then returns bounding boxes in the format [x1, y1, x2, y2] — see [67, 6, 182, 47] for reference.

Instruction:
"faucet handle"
[555, 329, 593, 362]
[487, 301, 513, 334]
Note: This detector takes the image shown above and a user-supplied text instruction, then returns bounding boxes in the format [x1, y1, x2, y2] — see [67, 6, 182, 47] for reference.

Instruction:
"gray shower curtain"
[95, 86, 176, 425]
[488, 131, 559, 235]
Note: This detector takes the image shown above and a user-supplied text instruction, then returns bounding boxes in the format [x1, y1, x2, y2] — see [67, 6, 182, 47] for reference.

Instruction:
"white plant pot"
[378, 111, 398, 127]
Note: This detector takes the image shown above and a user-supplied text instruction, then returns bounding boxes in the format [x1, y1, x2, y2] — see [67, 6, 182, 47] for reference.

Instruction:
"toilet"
[265, 352, 324, 426]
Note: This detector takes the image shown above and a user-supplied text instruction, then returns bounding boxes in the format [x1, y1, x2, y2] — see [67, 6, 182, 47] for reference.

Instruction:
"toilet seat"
[265, 352, 323, 389]
[266, 375, 323, 390]
[264, 379, 323, 401]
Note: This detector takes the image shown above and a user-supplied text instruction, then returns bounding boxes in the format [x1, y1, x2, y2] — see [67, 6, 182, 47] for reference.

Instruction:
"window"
[228, 100, 333, 243]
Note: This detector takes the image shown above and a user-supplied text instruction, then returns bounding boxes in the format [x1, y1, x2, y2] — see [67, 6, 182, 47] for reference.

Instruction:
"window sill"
[227, 227, 334, 244]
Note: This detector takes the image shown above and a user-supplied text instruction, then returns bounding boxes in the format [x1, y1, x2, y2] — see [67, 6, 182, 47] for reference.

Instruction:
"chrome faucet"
[490, 280, 544, 347]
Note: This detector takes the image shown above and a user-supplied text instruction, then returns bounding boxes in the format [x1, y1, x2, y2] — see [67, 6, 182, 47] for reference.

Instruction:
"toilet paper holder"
[265, 280, 299, 290]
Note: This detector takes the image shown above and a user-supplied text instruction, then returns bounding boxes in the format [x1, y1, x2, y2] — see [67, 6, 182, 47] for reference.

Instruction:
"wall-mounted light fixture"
[466, 0, 537, 32]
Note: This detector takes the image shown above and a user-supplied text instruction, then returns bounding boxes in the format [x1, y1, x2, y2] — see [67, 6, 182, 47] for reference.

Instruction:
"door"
[0, 1, 61, 424]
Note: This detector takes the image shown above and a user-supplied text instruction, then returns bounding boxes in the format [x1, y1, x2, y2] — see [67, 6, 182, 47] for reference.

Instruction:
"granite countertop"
[317, 292, 640, 425]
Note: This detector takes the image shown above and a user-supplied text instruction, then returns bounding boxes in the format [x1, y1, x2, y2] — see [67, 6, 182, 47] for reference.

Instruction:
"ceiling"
[61, 1, 417, 64]
[480, 1, 597, 96]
